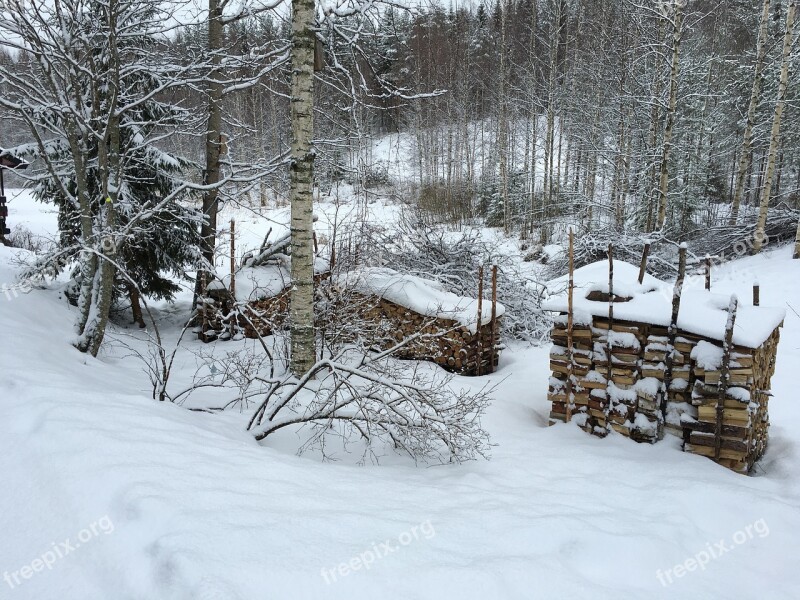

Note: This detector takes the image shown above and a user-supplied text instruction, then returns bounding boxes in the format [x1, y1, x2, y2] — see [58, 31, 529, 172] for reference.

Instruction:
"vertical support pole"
[705, 254, 712, 290]
[638, 242, 651, 284]
[490, 264, 498, 373]
[753, 281, 760, 306]
[715, 295, 739, 460]
[566, 229, 575, 422]
[200, 270, 209, 340]
[664, 243, 687, 420]
[476, 266, 484, 376]
[229, 219, 236, 339]
[0, 169, 8, 244]
[606, 244, 614, 384]
[313, 231, 319, 255]
[229, 219, 236, 300]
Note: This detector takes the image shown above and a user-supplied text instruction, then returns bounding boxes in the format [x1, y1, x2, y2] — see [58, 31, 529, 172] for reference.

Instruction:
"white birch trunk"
[656, 0, 685, 231]
[753, 0, 796, 253]
[729, 0, 771, 226]
[289, 0, 317, 374]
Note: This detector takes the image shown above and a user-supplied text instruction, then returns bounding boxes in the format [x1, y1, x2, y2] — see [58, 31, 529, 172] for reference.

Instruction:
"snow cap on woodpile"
[544, 259, 785, 348]
[208, 255, 329, 301]
[337, 267, 505, 333]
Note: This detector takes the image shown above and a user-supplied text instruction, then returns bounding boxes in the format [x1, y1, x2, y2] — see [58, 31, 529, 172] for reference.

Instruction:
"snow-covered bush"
[544, 206, 800, 283]
[248, 347, 492, 464]
[6, 225, 52, 255]
[543, 229, 681, 280]
[348, 207, 551, 342]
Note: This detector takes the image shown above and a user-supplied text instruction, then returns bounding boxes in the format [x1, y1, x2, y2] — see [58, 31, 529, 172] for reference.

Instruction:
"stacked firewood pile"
[548, 317, 664, 442]
[643, 329, 693, 436]
[548, 311, 782, 469]
[683, 327, 780, 473]
[347, 295, 502, 376]
[546, 239, 784, 474]
[199, 262, 504, 378]
[199, 273, 329, 342]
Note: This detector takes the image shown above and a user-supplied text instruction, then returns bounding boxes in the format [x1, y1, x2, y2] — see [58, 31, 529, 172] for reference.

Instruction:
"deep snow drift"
[1, 190, 799, 599]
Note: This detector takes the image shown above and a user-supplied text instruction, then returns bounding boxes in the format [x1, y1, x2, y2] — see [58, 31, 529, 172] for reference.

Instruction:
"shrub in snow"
[247, 347, 492, 464]
[350, 207, 551, 342]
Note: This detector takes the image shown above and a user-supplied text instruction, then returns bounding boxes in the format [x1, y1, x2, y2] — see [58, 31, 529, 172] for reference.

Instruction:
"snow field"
[1, 191, 799, 599]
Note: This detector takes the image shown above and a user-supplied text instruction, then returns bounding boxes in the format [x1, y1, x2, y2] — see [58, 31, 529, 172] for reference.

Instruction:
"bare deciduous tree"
[753, 0, 796, 254]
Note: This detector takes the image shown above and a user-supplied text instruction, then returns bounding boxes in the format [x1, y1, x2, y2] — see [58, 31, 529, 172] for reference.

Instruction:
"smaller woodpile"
[544, 240, 785, 474]
[198, 221, 330, 342]
[337, 267, 504, 376]
[199, 264, 328, 342]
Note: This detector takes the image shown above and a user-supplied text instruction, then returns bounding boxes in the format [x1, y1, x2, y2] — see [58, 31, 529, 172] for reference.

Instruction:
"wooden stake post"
[490, 265, 498, 374]
[476, 266, 484, 376]
[705, 254, 712, 290]
[638, 243, 651, 284]
[753, 282, 760, 306]
[229, 219, 236, 338]
[716, 295, 739, 460]
[229, 219, 236, 300]
[606, 244, 614, 383]
[565, 230, 575, 422]
[663, 244, 687, 419]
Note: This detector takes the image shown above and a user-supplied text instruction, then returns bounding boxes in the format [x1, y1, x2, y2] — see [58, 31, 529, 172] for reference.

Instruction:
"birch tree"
[288, 0, 317, 374]
[729, 0, 772, 226]
[655, 0, 685, 231]
[753, 0, 796, 253]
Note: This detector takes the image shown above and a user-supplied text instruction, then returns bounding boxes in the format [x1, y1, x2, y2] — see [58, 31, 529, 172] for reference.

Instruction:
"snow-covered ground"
[1, 190, 800, 599]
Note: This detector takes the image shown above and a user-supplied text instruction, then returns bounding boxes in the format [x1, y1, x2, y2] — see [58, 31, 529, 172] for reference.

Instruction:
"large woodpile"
[548, 313, 782, 472]
[348, 294, 501, 376]
[545, 251, 784, 474]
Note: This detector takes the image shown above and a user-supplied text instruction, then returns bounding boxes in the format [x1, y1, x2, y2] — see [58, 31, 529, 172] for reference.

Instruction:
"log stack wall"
[199, 281, 502, 377]
[349, 295, 501, 376]
[548, 313, 781, 473]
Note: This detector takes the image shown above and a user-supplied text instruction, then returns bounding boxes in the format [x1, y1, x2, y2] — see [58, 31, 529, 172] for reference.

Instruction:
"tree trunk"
[612, 105, 627, 229]
[794, 218, 800, 259]
[730, 0, 771, 226]
[542, 0, 561, 244]
[199, 0, 225, 295]
[527, 0, 539, 235]
[128, 282, 146, 328]
[289, 0, 317, 374]
[753, 0, 796, 253]
[498, 3, 510, 234]
[656, 0, 685, 230]
[67, 128, 98, 337]
[645, 16, 665, 233]
[89, 2, 122, 357]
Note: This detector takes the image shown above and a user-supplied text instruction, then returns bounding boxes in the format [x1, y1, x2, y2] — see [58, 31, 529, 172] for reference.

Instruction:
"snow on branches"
[247, 348, 492, 464]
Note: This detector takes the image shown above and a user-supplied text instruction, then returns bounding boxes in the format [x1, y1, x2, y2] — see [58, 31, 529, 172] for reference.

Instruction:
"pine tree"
[1, 0, 201, 351]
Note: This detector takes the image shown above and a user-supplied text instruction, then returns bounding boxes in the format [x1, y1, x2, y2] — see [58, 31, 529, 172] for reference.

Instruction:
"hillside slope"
[1, 200, 799, 599]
